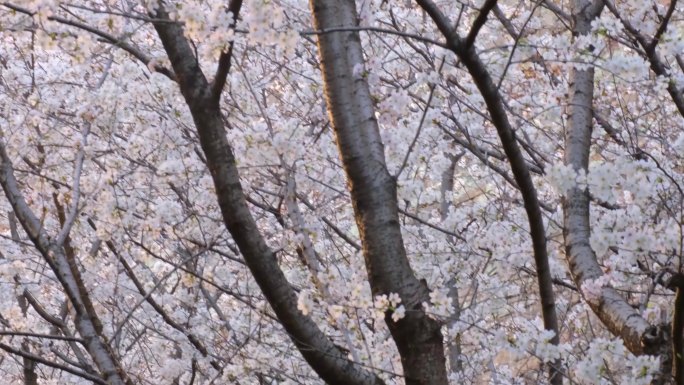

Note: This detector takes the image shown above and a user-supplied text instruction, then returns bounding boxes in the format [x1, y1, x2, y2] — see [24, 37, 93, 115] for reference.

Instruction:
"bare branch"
[301, 26, 448, 48]
[649, 0, 678, 54]
[54, 124, 89, 246]
[2, 2, 176, 80]
[0, 331, 84, 344]
[464, 0, 498, 49]
[0, 342, 108, 385]
[210, 0, 243, 101]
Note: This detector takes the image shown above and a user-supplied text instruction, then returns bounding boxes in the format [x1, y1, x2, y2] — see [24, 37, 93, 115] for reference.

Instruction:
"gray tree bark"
[309, 1, 449, 384]
[562, 0, 670, 359]
[150, 3, 384, 384]
[0, 144, 132, 385]
[562, 4, 674, 385]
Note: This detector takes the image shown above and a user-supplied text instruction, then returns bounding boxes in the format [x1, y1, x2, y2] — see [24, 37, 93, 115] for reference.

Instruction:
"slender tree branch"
[399, 208, 466, 242]
[464, 0, 498, 49]
[54, 124, 89, 246]
[414, 1, 561, 383]
[0, 342, 108, 385]
[301, 26, 448, 48]
[648, 0, 678, 54]
[22, 289, 65, 328]
[210, 0, 243, 101]
[603, 0, 684, 117]
[0, 331, 84, 343]
[396, 58, 445, 177]
[2, 3, 176, 80]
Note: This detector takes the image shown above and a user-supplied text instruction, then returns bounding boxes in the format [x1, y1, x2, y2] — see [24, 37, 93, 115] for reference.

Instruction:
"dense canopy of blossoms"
[0, 0, 682, 384]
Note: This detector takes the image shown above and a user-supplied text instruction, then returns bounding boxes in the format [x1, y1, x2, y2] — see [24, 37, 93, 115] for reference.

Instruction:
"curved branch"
[414, 1, 561, 383]
[150, 4, 383, 384]
[603, 0, 684, 117]
[2, 2, 176, 80]
[561, 3, 671, 373]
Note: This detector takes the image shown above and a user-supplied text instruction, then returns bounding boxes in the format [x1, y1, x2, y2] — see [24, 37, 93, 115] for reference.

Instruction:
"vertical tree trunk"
[309, 1, 449, 384]
[563, 4, 671, 381]
[440, 154, 463, 375]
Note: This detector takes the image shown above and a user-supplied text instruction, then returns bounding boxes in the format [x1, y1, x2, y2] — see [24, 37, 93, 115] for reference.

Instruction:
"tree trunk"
[309, 1, 449, 384]
[562, 2, 671, 379]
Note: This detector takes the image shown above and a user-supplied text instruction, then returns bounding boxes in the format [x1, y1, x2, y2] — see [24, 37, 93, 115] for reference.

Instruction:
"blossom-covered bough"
[0, 0, 683, 385]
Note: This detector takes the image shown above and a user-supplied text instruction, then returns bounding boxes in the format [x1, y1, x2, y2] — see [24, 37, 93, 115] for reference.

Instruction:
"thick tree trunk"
[562, 3, 671, 378]
[309, 1, 449, 384]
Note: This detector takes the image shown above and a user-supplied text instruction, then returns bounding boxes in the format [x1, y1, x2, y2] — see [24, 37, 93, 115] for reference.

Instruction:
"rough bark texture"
[151, 4, 383, 385]
[562, 4, 671, 378]
[309, 1, 449, 384]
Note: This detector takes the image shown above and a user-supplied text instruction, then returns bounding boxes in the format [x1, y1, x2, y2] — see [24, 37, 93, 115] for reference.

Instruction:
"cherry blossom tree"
[0, 0, 683, 385]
